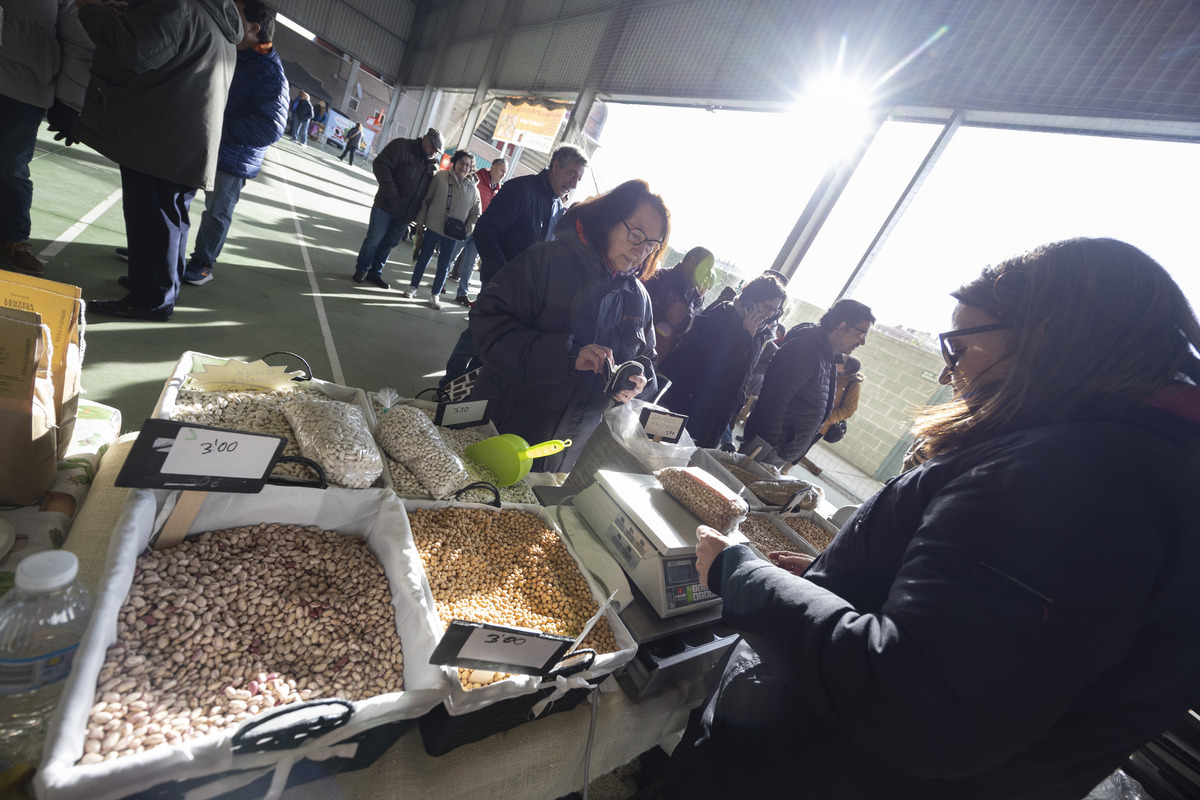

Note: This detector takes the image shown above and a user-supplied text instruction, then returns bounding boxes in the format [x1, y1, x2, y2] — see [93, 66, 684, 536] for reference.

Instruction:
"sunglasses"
[938, 322, 1014, 370]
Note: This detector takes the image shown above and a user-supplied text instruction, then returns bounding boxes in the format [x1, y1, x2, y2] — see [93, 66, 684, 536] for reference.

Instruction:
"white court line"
[278, 164, 346, 386]
[39, 188, 123, 260]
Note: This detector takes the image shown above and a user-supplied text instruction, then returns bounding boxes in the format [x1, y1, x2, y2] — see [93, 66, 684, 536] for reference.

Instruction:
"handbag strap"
[444, 174, 454, 218]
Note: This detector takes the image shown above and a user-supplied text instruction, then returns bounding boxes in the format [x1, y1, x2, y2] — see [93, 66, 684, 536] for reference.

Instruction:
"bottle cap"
[15, 550, 80, 594]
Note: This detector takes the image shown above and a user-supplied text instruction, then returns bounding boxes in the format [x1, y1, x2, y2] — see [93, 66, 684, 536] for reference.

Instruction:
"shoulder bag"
[442, 178, 468, 240]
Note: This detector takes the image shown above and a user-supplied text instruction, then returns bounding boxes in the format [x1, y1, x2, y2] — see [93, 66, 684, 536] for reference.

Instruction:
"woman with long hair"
[666, 237, 1200, 799]
[468, 179, 669, 472]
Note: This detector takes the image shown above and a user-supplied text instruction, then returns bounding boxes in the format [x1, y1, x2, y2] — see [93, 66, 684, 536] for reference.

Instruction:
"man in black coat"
[742, 298, 874, 467]
[438, 145, 588, 389]
[350, 127, 442, 289]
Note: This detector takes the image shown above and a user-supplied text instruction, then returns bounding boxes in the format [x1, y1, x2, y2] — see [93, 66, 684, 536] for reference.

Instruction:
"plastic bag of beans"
[283, 396, 383, 488]
[655, 466, 748, 533]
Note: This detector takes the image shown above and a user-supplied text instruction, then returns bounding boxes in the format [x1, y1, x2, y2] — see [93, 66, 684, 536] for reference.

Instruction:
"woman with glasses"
[658, 273, 787, 448]
[665, 238, 1200, 799]
[468, 179, 667, 473]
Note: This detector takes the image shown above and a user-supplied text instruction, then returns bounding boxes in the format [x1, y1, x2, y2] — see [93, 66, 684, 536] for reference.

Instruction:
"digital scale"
[573, 469, 749, 618]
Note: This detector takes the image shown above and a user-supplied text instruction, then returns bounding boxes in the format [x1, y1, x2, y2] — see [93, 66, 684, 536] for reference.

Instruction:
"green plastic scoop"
[465, 435, 572, 486]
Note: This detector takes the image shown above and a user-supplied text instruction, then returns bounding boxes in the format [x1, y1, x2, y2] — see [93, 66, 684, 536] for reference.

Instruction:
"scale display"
[574, 470, 732, 618]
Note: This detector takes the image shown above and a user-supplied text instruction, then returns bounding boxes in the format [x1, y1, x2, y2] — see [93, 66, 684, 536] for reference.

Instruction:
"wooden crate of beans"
[36, 487, 446, 800]
[407, 506, 625, 691]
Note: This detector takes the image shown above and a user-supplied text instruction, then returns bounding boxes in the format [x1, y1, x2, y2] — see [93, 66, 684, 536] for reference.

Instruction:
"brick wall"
[783, 301, 948, 480]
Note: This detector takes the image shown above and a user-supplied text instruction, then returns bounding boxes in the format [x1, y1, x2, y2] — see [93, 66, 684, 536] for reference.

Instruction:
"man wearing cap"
[351, 127, 442, 289]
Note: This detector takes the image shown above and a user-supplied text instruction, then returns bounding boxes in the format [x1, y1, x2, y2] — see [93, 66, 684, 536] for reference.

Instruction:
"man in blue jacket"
[438, 145, 588, 390]
[181, 0, 288, 286]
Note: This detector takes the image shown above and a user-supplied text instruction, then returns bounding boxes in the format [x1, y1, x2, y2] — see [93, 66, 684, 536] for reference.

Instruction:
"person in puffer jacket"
[180, 0, 288, 288]
[468, 179, 667, 473]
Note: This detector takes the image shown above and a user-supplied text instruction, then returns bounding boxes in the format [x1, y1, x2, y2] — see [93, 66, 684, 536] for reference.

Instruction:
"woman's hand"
[575, 343, 613, 375]
[695, 526, 735, 589]
[610, 372, 648, 404]
[768, 550, 814, 576]
[743, 302, 774, 335]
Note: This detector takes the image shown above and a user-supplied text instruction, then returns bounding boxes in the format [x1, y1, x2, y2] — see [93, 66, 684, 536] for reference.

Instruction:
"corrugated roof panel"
[439, 37, 494, 88]
[494, 27, 556, 89]
[529, 19, 605, 91]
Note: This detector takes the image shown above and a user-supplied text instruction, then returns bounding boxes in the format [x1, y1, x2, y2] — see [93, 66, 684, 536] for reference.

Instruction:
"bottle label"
[0, 643, 80, 695]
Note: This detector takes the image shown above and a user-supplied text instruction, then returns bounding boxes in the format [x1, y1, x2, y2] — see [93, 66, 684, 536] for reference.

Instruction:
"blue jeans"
[354, 204, 410, 277]
[120, 165, 196, 312]
[409, 228, 462, 295]
[0, 94, 45, 241]
[295, 122, 309, 145]
[455, 235, 479, 298]
[189, 169, 245, 270]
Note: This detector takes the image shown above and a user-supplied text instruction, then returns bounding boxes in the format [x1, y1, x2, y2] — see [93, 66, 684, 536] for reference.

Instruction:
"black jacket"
[468, 211, 658, 473]
[643, 266, 705, 363]
[659, 301, 763, 447]
[371, 137, 437, 223]
[742, 323, 836, 462]
[665, 392, 1200, 799]
[472, 169, 559, 285]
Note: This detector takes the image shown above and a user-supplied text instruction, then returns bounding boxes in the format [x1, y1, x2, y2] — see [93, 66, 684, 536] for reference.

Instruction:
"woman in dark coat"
[338, 122, 363, 166]
[468, 179, 669, 472]
[666, 237, 1200, 799]
[658, 274, 786, 447]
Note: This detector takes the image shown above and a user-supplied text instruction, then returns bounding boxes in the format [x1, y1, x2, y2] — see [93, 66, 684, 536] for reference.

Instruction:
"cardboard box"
[0, 272, 83, 458]
[0, 307, 58, 504]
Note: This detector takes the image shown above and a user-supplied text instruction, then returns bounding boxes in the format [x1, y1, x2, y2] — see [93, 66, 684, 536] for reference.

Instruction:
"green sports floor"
[18, 128, 473, 429]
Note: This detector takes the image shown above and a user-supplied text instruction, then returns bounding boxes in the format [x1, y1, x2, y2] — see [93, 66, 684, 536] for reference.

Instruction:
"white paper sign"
[161, 427, 283, 479]
[436, 399, 488, 427]
[457, 625, 566, 670]
[642, 410, 685, 440]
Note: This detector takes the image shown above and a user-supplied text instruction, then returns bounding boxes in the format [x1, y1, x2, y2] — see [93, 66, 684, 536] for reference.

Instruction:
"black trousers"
[120, 165, 196, 312]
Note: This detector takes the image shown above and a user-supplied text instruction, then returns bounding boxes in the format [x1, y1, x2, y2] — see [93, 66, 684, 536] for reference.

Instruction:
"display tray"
[34, 486, 448, 800]
[400, 500, 637, 756]
[689, 448, 775, 511]
[152, 351, 391, 491]
[737, 511, 821, 561]
[777, 508, 840, 554]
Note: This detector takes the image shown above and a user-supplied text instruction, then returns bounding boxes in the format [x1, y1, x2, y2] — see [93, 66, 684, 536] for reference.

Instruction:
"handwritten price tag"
[639, 408, 687, 443]
[161, 427, 284, 479]
[429, 620, 573, 676]
[434, 399, 490, 428]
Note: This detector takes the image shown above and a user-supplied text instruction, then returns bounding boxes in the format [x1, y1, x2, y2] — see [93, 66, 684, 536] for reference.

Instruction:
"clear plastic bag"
[606, 399, 696, 471]
[283, 396, 383, 488]
[655, 466, 748, 533]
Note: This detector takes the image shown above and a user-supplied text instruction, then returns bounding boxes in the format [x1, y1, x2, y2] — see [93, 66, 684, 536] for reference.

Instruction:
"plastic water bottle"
[0, 551, 93, 750]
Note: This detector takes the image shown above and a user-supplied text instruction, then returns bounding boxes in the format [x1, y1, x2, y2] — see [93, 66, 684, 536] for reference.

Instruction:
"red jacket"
[475, 169, 502, 212]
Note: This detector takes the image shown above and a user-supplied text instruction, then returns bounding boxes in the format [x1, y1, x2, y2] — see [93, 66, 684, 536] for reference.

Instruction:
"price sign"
[638, 407, 687, 443]
[115, 419, 287, 493]
[434, 398, 490, 428]
[429, 619, 573, 676]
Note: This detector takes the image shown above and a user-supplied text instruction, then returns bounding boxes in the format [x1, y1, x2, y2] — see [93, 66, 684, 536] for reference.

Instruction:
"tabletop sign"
[434, 398, 491, 428]
[115, 418, 287, 493]
[187, 358, 303, 393]
[429, 619, 574, 677]
[638, 407, 687, 444]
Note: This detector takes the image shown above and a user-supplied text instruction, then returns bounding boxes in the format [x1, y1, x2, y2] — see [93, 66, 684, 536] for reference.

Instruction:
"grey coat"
[74, 0, 241, 190]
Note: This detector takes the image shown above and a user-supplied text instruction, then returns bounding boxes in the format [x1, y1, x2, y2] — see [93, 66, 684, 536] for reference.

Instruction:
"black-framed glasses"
[938, 322, 1014, 370]
[621, 220, 665, 254]
[852, 325, 870, 341]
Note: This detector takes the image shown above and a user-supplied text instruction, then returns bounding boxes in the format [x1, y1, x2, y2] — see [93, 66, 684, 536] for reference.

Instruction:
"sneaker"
[352, 270, 366, 283]
[399, 288, 415, 298]
[0, 240, 45, 273]
[365, 274, 389, 289]
[453, 296, 473, 308]
[89, 294, 172, 322]
[428, 295, 441, 310]
[182, 265, 213, 286]
[115, 247, 129, 262]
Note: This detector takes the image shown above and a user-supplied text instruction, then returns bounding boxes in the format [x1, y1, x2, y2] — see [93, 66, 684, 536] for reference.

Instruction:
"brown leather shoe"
[0, 240, 45, 273]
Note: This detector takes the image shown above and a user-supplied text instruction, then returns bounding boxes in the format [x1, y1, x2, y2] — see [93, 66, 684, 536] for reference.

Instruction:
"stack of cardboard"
[0, 273, 83, 504]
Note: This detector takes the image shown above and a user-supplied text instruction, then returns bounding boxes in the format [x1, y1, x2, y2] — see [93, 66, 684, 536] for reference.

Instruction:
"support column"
[835, 111, 962, 302]
[455, 0, 514, 150]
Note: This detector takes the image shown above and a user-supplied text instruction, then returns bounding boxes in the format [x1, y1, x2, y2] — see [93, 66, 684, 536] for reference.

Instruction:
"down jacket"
[742, 322, 837, 462]
[468, 211, 658, 473]
[659, 301, 764, 448]
[75, 0, 241, 190]
[643, 265, 705, 363]
[372, 136, 438, 223]
[665, 385, 1200, 799]
[0, 0, 94, 110]
[216, 45, 289, 180]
